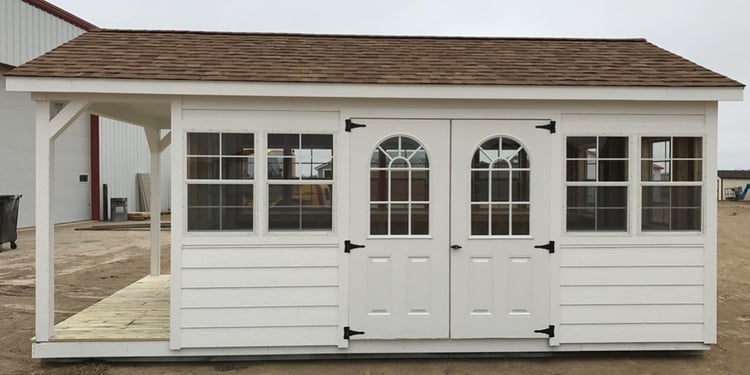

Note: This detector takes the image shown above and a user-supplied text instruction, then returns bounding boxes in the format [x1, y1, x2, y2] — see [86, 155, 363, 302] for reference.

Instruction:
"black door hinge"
[344, 326, 365, 339]
[534, 325, 555, 338]
[535, 120, 556, 134]
[345, 119, 367, 132]
[344, 240, 366, 253]
[534, 240, 555, 254]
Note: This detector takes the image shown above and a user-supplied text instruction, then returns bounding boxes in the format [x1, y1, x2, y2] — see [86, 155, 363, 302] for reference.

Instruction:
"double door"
[349, 118, 552, 340]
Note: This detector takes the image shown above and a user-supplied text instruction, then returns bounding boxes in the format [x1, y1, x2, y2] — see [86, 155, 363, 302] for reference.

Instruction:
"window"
[186, 132, 254, 231]
[566, 136, 628, 231]
[641, 137, 702, 231]
[369, 136, 429, 235]
[471, 137, 530, 236]
[267, 133, 333, 231]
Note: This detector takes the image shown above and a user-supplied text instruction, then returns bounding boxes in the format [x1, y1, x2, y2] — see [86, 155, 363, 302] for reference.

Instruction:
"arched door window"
[369, 136, 429, 235]
[471, 136, 530, 236]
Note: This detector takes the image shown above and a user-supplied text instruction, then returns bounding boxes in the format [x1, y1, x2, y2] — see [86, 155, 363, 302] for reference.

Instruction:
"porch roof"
[6, 30, 744, 88]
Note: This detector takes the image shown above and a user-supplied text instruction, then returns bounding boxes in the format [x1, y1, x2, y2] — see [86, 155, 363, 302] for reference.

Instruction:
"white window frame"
[564, 135, 631, 235]
[638, 135, 704, 233]
[368, 134, 431, 237]
[469, 135, 532, 238]
[184, 131, 257, 235]
[265, 132, 335, 234]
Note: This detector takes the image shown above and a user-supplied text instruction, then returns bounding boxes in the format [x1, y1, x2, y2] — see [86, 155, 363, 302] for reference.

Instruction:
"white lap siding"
[180, 245, 339, 348]
[557, 245, 706, 343]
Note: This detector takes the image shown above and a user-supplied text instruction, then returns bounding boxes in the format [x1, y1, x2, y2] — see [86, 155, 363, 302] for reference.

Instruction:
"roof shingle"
[6, 30, 744, 87]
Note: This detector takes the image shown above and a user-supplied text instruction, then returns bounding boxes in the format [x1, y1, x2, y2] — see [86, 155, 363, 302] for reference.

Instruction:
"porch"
[52, 275, 170, 342]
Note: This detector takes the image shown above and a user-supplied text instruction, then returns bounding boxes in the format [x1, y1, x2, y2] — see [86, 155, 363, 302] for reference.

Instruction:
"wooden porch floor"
[52, 275, 170, 342]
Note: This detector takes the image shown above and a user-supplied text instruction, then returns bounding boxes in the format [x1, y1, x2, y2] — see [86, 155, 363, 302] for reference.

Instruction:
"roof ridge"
[21, 0, 98, 31]
[91, 28, 648, 42]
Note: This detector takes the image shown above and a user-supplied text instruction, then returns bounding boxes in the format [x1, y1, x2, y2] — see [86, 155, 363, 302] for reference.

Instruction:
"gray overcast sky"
[50, 0, 749, 169]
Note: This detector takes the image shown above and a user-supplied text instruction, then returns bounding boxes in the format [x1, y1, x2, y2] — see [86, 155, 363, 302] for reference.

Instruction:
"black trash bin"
[110, 197, 128, 222]
[0, 195, 22, 250]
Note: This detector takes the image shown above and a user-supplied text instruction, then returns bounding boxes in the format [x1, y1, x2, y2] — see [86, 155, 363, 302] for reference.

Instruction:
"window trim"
[264, 132, 336, 234]
[638, 136, 705, 234]
[564, 135, 631, 234]
[184, 131, 257, 235]
[469, 135, 532, 238]
[368, 134, 431, 237]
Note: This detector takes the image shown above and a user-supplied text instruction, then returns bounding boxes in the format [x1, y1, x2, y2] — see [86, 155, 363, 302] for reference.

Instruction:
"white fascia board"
[5, 76, 745, 101]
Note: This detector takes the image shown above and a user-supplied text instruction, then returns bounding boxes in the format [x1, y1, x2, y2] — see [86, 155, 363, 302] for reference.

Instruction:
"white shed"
[5, 30, 744, 359]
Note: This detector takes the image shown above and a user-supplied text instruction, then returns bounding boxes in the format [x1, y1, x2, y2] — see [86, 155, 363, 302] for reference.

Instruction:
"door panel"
[349, 119, 450, 339]
[450, 120, 551, 339]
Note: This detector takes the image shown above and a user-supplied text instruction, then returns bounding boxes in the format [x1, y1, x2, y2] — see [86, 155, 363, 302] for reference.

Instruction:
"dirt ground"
[0, 202, 748, 375]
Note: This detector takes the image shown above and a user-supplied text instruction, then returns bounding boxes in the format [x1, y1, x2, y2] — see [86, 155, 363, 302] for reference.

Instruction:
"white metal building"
[0, 0, 170, 227]
[0, 0, 94, 226]
[5, 30, 744, 359]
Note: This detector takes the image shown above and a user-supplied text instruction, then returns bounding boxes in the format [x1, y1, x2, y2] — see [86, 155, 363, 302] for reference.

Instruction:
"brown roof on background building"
[6, 30, 744, 87]
[718, 170, 750, 179]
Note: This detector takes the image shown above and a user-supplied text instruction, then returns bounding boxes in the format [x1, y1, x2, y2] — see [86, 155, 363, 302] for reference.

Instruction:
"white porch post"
[144, 128, 170, 276]
[35, 101, 54, 342]
[34, 100, 90, 342]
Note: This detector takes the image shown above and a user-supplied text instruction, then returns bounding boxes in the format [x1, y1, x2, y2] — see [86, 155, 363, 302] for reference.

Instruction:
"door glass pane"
[471, 204, 490, 235]
[511, 204, 530, 235]
[390, 204, 409, 235]
[491, 204, 510, 235]
[411, 171, 429, 201]
[411, 204, 429, 235]
[390, 170, 409, 201]
[491, 170, 510, 202]
[511, 171, 530, 201]
[370, 170, 388, 201]
[471, 171, 489, 202]
[370, 204, 388, 235]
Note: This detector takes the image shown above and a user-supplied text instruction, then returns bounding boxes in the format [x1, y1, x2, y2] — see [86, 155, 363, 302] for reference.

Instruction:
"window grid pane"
[369, 136, 430, 236]
[186, 132, 255, 232]
[640, 136, 703, 232]
[565, 136, 629, 232]
[471, 136, 530, 236]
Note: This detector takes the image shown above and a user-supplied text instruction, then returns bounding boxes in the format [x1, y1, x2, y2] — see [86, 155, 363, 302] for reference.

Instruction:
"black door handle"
[450, 244, 462, 249]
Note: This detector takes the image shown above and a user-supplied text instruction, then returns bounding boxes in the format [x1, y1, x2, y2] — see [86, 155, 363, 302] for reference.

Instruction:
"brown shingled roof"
[6, 30, 744, 87]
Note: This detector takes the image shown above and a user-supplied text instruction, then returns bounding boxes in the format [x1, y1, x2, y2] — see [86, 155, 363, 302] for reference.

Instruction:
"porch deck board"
[51, 275, 170, 342]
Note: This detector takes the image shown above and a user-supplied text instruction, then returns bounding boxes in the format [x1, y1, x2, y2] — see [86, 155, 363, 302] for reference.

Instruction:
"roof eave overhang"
[5, 76, 744, 102]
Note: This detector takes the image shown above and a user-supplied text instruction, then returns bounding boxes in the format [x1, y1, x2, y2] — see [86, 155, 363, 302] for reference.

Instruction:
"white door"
[450, 120, 552, 338]
[348, 119, 451, 339]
